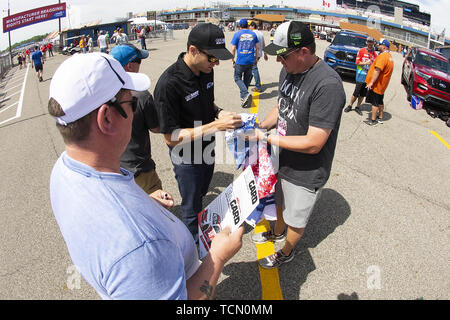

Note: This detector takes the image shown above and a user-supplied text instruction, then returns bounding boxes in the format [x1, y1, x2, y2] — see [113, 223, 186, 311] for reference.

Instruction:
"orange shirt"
[365, 51, 394, 95]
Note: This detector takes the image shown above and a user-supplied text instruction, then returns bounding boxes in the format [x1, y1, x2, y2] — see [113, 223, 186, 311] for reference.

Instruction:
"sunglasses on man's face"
[110, 96, 138, 119]
[278, 48, 299, 61]
[131, 58, 142, 64]
[198, 49, 219, 63]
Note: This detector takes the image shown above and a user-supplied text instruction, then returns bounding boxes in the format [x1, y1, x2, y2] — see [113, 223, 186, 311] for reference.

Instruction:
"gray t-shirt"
[276, 59, 345, 190]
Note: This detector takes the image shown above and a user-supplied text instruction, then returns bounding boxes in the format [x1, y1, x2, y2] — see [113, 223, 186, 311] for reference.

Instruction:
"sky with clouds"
[1, 0, 449, 51]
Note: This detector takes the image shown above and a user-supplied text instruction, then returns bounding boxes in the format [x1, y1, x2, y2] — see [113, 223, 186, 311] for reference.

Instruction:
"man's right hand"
[214, 114, 242, 131]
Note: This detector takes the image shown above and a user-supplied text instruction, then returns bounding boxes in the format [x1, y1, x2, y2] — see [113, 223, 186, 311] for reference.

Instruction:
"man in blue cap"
[110, 43, 174, 208]
[231, 18, 260, 108]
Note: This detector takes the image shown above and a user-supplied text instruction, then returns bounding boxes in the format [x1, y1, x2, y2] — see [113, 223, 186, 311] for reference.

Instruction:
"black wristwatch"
[214, 107, 223, 119]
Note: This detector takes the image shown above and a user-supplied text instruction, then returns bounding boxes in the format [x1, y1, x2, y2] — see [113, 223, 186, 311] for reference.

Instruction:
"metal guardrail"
[0, 54, 13, 79]
[128, 29, 174, 42]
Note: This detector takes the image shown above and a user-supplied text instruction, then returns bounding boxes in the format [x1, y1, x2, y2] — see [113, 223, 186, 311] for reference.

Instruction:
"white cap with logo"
[49, 52, 150, 125]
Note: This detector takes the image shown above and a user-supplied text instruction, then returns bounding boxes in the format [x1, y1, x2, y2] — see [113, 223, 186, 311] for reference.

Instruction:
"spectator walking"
[40, 45, 47, 61]
[115, 28, 129, 45]
[31, 46, 44, 82]
[154, 23, 242, 243]
[269, 24, 277, 43]
[25, 48, 31, 64]
[87, 35, 93, 53]
[250, 21, 345, 269]
[249, 21, 268, 93]
[97, 31, 109, 53]
[364, 39, 394, 126]
[138, 27, 147, 50]
[47, 42, 54, 57]
[230, 19, 260, 108]
[344, 36, 377, 116]
[110, 43, 172, 205]
[79, 36, 87, 53]
[48, 52, 245, 299]
[17, 53, 23, 69]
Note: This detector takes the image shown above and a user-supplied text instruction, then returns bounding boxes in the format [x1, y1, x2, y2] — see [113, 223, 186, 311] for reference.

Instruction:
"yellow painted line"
[255, 220, 283, 300]
[250, 86, 283, 300]
[250, 91, 259, 123]
[430, 131, 450, 150]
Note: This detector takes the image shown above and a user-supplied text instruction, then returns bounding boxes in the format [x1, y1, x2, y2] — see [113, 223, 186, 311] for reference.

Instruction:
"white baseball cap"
[49, 52, 150, 125]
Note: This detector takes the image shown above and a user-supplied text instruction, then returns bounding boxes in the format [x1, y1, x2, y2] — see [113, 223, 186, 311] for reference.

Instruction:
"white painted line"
[0, 90, 20, 103]
[2, 82, 23, 92]
[1, 77, 24, 87]
[16, 64, 29, 118]
[0, 65, 29, 126]
[0, 102, 18, 115]
[1, 73, 17, 81]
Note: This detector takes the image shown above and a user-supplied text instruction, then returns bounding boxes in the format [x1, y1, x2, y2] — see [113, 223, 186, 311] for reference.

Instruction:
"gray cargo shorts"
[275, 177, 322, 228]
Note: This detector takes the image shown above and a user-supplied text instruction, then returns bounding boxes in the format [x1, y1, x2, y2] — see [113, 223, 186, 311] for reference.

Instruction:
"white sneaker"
[241, 93, 252, 108]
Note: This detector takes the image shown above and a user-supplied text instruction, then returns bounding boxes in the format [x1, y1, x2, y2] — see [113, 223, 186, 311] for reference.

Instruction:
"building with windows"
[158, 3, 448, 48]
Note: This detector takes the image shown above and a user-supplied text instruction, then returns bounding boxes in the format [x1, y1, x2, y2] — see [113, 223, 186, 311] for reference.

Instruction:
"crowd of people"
[16, 43, 55, 82]
[47, 20, 393, 299]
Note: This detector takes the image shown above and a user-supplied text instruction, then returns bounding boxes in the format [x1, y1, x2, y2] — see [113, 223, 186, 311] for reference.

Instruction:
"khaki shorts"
[134, 169, 163, 195]
[275, 178, 322, 228]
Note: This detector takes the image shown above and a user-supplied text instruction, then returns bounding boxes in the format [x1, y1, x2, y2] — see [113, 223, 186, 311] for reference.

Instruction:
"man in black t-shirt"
[111, 44, 174, 209]
[249, 21, 345, 269]
[154, 23, 242, 243]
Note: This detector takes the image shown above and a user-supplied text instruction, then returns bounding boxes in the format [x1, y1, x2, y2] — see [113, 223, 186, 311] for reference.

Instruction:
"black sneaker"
[258, 249, 295, 269]
[377, 117, 384, 124]
[344, 105, 352, 113]
[355, 107, 363, 116]
[364, 119, 378, 126]
[251, 230, 286, 244]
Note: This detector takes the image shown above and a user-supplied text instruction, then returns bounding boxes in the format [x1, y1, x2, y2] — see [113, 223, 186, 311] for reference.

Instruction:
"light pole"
[7, 0, 12, 65]
[59, 0, 63, 50]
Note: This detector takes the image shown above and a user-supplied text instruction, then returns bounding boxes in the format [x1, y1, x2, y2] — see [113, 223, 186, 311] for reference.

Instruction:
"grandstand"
[336, 0, 430, 26]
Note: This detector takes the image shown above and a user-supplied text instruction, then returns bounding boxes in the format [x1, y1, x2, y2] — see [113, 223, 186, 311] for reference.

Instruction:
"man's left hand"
[150, 189, 174, 208]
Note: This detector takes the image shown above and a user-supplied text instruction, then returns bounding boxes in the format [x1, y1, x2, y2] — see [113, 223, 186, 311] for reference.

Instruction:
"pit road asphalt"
[0, 30, 448, 300]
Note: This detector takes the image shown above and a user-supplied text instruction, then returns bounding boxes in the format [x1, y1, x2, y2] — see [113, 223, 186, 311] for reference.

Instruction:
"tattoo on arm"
[200, 280, 213, 299]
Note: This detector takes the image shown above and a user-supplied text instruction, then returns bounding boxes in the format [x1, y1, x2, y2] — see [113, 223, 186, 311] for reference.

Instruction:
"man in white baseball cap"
[48, 52, 244, 300]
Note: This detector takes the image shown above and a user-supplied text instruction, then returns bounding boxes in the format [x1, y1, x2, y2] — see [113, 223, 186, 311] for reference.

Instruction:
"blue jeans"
[234, 64, 253, 99]
[251, 59, 262, 90]
[140, 37, 146, 50]
[172, 161, 215, 244]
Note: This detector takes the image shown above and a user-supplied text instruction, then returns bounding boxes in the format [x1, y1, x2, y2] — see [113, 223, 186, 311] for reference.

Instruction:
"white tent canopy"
[128, 17, 167, 26]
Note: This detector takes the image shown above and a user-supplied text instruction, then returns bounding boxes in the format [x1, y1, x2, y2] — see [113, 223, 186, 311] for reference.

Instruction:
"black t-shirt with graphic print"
[276, 59, 345, 190]
[154, 53, 216, 164]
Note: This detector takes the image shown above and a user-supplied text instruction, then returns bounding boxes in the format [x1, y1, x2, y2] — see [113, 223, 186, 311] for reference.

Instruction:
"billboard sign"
[3, 3, 66, 33]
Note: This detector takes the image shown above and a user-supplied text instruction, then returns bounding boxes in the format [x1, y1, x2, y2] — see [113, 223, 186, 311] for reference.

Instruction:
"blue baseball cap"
[239, 19, 248, 28]
[110, 43, 149, 66]
[379, 38, 390, 48]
